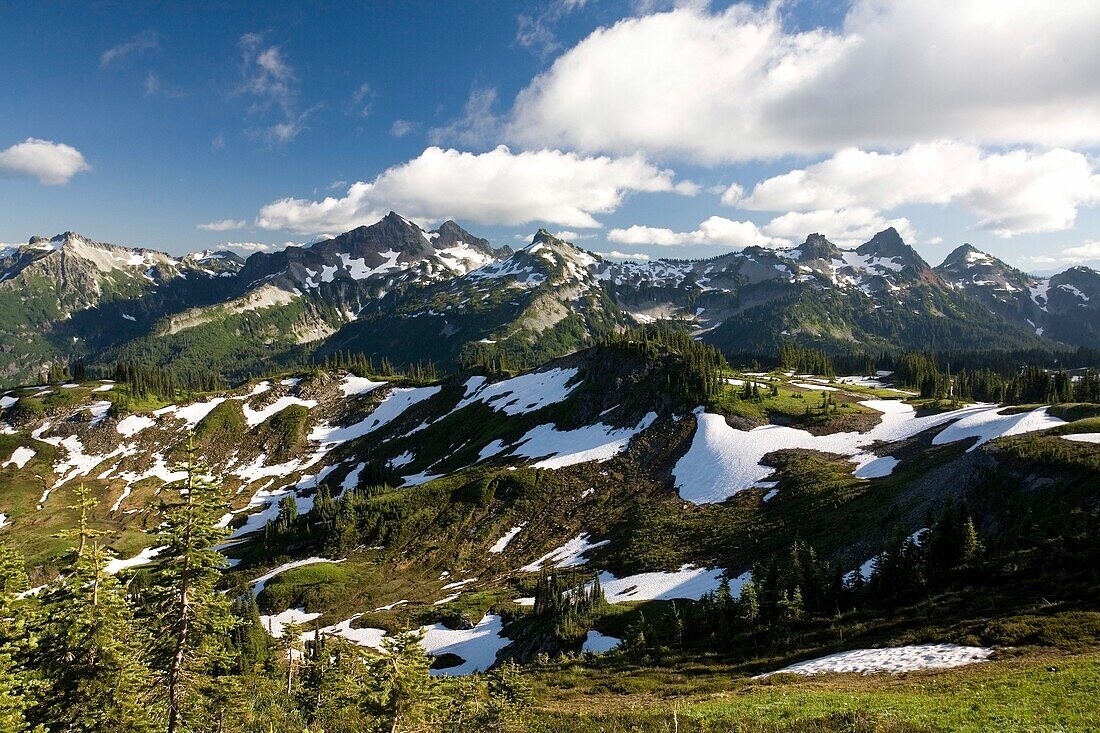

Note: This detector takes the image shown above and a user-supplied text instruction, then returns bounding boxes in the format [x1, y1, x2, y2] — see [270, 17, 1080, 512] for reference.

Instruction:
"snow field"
[455, 367, 580, 415]
[509, 412, 657, 469]
[755, 643, 993, 677]
[278, 613, 511, 677]
[590, 566, 748, 604]
[674, 401, 1064, 504]
[115, 414, 155, 437]
[1063, 433, 1100, 444]
[3, 446, 36, 469]
[339, 374, 386, 397]
[309, 386, 441, 444]
[582, 630, 621, 653]
[105, 546, 164, 575]
[260, 607, 322, 638]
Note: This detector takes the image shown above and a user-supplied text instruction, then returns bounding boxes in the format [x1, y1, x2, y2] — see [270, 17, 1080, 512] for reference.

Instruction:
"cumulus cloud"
[1062, 241, 1100, 260]
[516, 0, 592, 58]
[220, 242, 277, 252]
[506, 1, 1100, 162]
[595, 250, 651, 261]
[0, 138, 91, 185]
[742, 142, 1100, 237]
[197, 219, 247, 232]
[553, 230, 595, 241]
[609, 216, 786, 249]
[255, 145, 693, 233]
[760, 208, 915, 248]
[100, 31, 158, 68]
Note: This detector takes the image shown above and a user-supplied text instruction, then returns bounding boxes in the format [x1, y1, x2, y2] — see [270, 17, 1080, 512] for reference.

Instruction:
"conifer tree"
[32, 485, 157, 732]
[148, 437, 235, 733]
[0, 546, 43, 733]
[364, 630, 439, 733]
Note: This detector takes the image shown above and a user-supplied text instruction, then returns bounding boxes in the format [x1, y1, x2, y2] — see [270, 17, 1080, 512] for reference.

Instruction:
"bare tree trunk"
[167, 472, 196, 733]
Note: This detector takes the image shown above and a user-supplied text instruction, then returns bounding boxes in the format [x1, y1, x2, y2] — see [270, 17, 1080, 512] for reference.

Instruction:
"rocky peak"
[431, 220, 495, 255]
[797, 233, 841, 262]
[856, 228, 930, 271]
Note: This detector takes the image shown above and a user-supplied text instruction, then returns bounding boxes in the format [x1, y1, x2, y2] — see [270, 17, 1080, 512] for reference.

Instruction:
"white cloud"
[143, 71, 184, 98]
[516, 0, 592, 58]
[390, 120, 415, 138]
[1020, 241, 1100, 269]
[742, 142, 1100, 237]
[350, 82, 372, 117]
[719, 183, 743, 206]
[100, 31, 158, 68]
[596, 250, 651, 261]
[609, 216, 785, 248]
[255, 145, 692, 233]
[761, 208, 915, 248]
[506, 1, 1100, 162]
[197, 219, 247, 232]
[237, 33, 311, 143]
[553, 230, 594, 241]
[0, 138, 91, 185]
[1062, 241, 1100, 260]
[429, 87, 502, 148]
[218, 240, 303, 253]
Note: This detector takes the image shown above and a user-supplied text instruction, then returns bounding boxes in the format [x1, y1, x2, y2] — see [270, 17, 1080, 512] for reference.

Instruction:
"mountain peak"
[855, 228, 929, 270]
[797, 233, 841, 261]
[940, 243, 995, 270]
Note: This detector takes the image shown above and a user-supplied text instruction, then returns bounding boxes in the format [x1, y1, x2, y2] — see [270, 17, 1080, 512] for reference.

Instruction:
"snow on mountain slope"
[673, 401, 1063, 504]
[455, 368, 580, 415]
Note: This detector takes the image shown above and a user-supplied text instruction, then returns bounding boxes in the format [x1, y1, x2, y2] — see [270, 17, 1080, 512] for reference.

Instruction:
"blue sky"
[2, 0, 1099, 272]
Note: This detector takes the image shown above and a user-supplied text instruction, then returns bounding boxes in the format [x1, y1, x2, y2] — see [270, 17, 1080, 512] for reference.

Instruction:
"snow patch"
[755, 644, 993, 677]
[489, 524, 525, 553]
[521, 533, 609, 571]
[4, 446, 36, 469]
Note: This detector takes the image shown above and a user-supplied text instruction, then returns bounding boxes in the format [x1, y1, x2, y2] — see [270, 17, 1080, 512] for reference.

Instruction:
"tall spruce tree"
[32, 485, 157, 732]
[364, 630, 440, 733]
[148, 437, 235, 733]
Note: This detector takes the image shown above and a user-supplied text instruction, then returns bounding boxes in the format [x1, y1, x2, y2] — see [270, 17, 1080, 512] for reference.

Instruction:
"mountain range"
[1, 213, 1098, 386]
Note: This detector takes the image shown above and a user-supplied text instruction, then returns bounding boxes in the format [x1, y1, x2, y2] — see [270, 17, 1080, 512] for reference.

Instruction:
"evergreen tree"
[32, 485, 157, 732]
[147, 437, 235, 733]
[0, 546, 44, 733]
[484, 661, 532, 733]
[364, 630, 440, 733]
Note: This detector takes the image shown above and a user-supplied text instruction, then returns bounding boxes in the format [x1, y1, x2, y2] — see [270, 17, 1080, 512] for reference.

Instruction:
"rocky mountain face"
[0, 233, 243, 383]
[1, 218, 1099, 386]
[934, 243, 1100, 344]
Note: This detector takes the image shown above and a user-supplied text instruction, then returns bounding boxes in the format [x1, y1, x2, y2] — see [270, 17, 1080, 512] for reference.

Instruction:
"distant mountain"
[934, 243, 1100, 343]
[320, 228, 621, 369]
[1, 219, 1098, 387]
[0, 232, 242, 384]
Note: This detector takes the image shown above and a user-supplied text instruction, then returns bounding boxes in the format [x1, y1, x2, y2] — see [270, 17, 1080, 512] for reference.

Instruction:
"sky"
[2, 0, 1099, 273]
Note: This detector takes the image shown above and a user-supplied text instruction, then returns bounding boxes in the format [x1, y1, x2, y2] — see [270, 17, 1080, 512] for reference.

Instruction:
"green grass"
[522, 651, 1100, 732]
[709, 383, 878, 432]
[1047, 403, 1100, 422]
[257, 562, 352, 612]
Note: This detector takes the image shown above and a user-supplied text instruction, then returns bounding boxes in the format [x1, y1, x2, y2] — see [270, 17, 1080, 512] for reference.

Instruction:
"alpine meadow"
[1, 2, 1099, 732]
